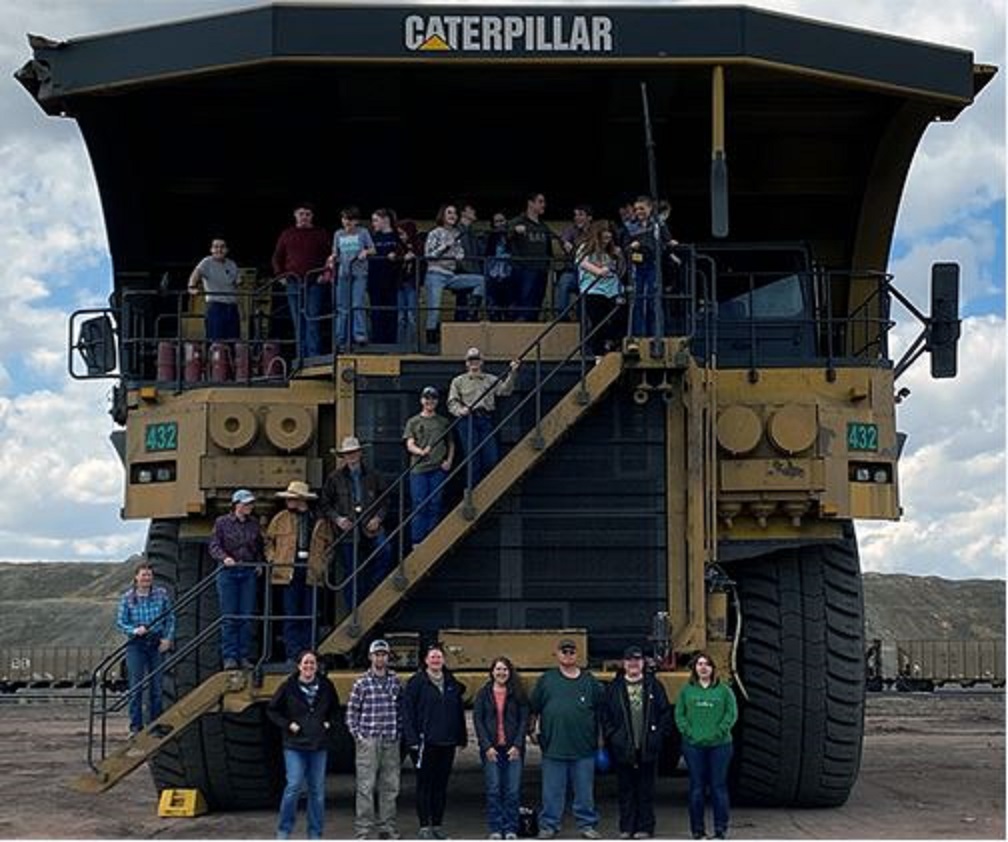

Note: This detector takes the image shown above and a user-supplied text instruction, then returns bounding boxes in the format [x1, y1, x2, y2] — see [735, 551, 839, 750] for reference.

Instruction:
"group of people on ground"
[261, 637, 737, 841]
[188, 193, 681, 360]
[117, 563, 737, 841]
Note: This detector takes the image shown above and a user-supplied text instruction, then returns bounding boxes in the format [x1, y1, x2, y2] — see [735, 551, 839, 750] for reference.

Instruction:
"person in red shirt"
[272, 203, 331, 358]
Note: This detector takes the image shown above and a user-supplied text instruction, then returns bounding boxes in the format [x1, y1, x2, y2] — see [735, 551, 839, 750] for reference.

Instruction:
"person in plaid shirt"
[346, 639, 403, 839]
[116, 555, 175, 736]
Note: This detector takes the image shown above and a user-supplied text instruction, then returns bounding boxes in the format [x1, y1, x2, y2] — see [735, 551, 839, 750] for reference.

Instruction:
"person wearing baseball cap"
[529, 637, 606, 839]
[208, 488, 264, 670]
[600, 646, 672, 839]
[447, 348, 521, 485]
[403, 385, 455, 546]
[346, 639, 404, 839]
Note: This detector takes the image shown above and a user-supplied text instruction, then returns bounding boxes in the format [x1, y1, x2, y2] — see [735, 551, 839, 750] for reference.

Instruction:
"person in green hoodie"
[674, 652, 737, 840]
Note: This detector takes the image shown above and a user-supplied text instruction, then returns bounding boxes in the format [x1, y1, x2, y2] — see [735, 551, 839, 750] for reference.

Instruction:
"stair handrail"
[84, 561, 232, 771]
[321, 276, 634, 635]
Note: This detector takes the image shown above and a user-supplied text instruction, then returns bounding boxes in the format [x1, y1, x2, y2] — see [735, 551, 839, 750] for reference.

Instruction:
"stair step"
[319, 352, 623, 655]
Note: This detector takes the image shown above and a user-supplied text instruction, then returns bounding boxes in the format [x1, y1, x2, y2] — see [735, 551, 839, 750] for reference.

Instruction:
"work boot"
[418, 829, 433, 840]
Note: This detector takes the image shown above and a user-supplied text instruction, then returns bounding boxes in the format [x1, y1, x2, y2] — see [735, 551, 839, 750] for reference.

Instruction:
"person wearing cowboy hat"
[319, 436, 393, 609]
[266, 480, 322, 661]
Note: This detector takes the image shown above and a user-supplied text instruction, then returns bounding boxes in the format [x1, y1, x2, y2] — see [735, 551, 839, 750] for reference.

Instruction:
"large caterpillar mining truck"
[18, 2, 993, 811]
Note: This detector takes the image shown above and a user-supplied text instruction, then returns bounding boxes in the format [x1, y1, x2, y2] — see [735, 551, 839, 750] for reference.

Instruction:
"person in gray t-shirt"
[189, 238, 241, 341]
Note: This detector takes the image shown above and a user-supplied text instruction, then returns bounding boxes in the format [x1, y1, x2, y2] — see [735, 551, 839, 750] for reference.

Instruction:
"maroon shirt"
[209, 512, 264, 566]
[271, 225, 331, 278]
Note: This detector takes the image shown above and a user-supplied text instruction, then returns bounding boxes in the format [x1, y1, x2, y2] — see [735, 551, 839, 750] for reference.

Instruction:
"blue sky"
[0, 0, 1003, 579]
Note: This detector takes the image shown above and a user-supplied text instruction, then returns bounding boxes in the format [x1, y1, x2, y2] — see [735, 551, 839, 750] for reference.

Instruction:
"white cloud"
[0, 0, 1002, 579]
[858, 315, 1006, 578]
[0, 382, 144, 561]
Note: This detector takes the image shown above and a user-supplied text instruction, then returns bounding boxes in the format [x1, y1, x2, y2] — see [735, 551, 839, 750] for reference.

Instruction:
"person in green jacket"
[674, 652, 738, 840]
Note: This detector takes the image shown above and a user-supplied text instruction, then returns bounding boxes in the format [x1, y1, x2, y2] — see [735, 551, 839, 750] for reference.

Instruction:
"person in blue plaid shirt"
[116, 555, 175, 736]
[346, 639, 403, 839]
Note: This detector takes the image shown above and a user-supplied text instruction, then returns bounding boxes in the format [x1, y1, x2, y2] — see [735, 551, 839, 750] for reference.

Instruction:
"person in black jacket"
[600, 646, 672, 840]
[473, 656, 530, 840]
[267, 650, 340, 840]
[400, 643, 468, 839]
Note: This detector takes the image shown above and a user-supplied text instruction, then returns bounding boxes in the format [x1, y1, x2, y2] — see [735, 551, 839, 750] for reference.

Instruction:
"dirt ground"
[0, 690, 1002, 840]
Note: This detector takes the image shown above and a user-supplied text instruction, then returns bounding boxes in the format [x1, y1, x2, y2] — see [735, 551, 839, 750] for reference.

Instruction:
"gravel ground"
[0, 690, 1002, 839]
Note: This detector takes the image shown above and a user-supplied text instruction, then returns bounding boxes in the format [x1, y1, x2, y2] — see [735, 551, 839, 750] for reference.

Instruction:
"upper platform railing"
[68, 249, 899, 388]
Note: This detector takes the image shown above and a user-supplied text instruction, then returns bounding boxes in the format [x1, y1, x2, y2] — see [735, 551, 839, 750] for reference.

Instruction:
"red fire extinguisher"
[156, 340, 177, 382]
[183, 341, 204, 383]
[233, 342, 250, 381]
[209, 342, 232, 383]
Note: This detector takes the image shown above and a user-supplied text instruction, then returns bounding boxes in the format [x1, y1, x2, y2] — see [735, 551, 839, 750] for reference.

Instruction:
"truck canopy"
[17, 3, 993, 286]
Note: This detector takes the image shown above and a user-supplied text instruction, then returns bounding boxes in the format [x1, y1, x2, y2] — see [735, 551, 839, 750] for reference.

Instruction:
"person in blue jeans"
[674, 652, 738, 840]
[319, 437, 393, 609]
[446, 348, 521, 486]
[271, 204, 331, 358]
[115, 555, 175, 736]
[474, 657, 530, 840]
[331, 206, 376, 351]
[622, 195, 676, 338]
[530, 638, 605, 840]
[267, 650, 340, 840]
[403, 386, 455, 546]
[209, 488, 264, 670]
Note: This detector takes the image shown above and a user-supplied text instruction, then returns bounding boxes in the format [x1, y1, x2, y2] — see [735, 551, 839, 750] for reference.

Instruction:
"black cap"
[623, 645, 644, 660]
[421, 386, 438, 398]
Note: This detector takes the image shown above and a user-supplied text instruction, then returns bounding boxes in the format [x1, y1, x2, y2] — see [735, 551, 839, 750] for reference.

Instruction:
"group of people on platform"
[265, 637, 737, 841]
[187, 193, 681, 360]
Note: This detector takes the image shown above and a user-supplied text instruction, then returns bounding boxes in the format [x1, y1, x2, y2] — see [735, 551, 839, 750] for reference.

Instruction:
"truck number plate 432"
[847, 422, 878, 452]
[145, 421, 178, 452]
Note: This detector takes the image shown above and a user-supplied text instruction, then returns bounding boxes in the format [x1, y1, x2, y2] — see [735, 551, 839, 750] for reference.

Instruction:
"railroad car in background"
[866, 639, 1006, 692]
[0, 647, 125, 693]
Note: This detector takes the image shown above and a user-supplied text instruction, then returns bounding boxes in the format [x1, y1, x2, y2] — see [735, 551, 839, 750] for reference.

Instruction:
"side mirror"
[928, 262, 960, 378]
[75, 313, 118, 376]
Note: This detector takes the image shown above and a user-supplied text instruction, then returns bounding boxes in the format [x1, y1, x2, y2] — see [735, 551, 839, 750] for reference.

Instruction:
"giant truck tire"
[728, 531, 865, 807]
[145, 519, 284, 810]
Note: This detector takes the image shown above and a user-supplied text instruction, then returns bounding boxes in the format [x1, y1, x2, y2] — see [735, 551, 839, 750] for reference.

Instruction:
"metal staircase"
[74, 670, 245, 794]
[318, 350, 625, 656]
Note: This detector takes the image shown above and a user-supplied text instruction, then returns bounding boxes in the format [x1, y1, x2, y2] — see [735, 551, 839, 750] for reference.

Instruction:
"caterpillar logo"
[404, 14, 614, 53]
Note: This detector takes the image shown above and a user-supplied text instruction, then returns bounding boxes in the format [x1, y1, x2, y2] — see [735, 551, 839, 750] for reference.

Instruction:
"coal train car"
[865, 638, 1006, 691]
[0, 646, 125, 693]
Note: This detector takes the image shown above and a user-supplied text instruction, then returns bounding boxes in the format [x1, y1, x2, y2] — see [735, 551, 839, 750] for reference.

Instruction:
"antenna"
[639, 81, 664, 337]
[640, 81, 658, 200]
[711, 65, 729, 238]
